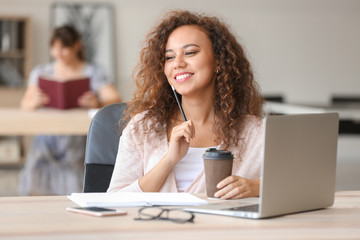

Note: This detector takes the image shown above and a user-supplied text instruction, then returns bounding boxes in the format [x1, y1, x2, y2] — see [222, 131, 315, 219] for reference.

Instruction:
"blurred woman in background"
[19, 25, 121, 195]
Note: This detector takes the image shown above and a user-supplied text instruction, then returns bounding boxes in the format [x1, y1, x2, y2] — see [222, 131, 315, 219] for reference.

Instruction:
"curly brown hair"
[125, 10, 264, 149]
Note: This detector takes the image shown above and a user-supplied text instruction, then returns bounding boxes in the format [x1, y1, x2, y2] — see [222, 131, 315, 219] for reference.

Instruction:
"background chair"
[331, 95, 360, 105]
[263, 94, 285, 103]
[83, 102, 128, 192]
[331, 95, 360, 134]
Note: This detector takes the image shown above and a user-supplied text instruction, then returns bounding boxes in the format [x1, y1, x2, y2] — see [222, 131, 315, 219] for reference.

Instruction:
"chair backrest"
[331, 95, 360, 105]
[263, 94, 285, 103]
[83, 102, 129, 192]
[331, 95, 360, 134]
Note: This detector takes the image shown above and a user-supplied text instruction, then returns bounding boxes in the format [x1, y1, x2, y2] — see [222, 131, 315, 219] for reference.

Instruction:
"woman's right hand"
[165, 120, 195, 167]
[138, 120, 195, 192]
[21, 86, 50, 110]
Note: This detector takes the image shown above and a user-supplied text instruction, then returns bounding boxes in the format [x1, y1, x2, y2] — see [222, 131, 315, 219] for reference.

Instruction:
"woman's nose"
[173, 56, 186, 69]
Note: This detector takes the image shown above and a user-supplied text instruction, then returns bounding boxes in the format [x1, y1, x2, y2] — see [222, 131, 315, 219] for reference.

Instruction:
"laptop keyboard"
[228, 204, 259, 212]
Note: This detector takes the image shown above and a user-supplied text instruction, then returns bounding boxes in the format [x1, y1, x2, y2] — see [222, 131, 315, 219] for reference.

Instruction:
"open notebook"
[68, 192, 207, 207]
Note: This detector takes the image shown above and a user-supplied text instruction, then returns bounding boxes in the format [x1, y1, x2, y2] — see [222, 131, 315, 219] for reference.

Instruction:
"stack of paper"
[68, 192, 208, 207]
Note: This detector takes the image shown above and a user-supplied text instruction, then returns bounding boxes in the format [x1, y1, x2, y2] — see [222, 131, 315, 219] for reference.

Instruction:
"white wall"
[1, 0, 359, 104]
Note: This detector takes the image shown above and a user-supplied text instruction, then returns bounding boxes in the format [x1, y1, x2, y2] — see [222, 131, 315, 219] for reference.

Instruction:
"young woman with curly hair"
[108, 10, 264, 199]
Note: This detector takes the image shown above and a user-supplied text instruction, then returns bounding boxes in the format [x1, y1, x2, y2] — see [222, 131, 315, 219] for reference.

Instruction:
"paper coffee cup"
[203, 148, 234, 198]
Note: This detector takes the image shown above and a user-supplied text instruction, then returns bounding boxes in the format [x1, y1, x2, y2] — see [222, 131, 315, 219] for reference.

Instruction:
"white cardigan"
[107, 112, 264, 193]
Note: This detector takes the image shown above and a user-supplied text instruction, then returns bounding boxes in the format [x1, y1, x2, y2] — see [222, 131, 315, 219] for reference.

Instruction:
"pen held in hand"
[171, 85, 187, 121]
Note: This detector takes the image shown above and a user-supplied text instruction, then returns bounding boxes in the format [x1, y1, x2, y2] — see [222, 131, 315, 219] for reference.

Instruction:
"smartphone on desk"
[66, 207, 127, 217]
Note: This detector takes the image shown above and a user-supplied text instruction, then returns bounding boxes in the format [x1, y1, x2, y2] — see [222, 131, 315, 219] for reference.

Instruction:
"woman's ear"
[73, 41, 82, 52]
[72, 40, 85, 60]
[215, 63, 220, 74]
[215, 58, 220, 73]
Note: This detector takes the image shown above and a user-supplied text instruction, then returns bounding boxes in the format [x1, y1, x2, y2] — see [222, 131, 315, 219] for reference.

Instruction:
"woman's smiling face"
[164, 25, 217, 97]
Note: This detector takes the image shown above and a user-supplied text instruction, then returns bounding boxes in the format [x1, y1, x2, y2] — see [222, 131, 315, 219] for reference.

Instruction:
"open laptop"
[183, 113, 339, 219]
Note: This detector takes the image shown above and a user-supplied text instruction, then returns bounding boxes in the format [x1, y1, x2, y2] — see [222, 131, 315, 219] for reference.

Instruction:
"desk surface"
[0, 191, 360, 239]
[0, 108, 94, 135]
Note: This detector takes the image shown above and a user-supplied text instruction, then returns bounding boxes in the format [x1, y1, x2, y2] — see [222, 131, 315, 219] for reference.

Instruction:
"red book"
[38, 76, 90, 109]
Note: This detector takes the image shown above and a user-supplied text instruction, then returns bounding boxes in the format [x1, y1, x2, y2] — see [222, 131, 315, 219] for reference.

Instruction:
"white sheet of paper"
[68, 192, 208, 207]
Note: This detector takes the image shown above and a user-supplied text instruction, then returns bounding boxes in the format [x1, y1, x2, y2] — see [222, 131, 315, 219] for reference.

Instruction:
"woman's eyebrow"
[165, 43, 200, 53]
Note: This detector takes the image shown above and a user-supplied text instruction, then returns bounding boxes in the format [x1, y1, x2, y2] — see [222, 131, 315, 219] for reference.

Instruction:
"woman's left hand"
[77, 91, 100, 108]
[213, 176, 260, 199]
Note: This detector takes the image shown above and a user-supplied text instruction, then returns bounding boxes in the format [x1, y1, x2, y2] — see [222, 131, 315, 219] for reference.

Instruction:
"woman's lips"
[175, 72, 194, 83]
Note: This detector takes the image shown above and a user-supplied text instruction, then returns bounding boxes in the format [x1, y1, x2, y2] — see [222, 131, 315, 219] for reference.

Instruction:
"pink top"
[107, 112, 265, 193]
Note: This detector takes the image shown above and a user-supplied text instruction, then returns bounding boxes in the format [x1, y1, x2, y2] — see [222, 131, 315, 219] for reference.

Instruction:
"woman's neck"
[177, 94, 220, 148]
[181, 96, 215, 125]
[54, 59, 84, 80]
[56, 58, 83, 69]
[179, 85, 216, 124]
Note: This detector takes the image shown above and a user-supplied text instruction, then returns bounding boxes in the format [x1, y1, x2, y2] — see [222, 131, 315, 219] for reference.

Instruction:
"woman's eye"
[185, 51, 197, 56]
[165, 56, 175, 61]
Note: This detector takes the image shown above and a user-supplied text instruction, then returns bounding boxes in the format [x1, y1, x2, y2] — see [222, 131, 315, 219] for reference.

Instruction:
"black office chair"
[83, 102, 129, 192]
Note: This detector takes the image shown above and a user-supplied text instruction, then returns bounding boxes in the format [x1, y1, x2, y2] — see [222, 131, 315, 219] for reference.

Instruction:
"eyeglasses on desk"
[134, 207, 195, 224]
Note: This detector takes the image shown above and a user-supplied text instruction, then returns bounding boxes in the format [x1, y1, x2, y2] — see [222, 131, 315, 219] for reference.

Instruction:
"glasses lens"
[167, 210, 194, 223]
[137, 207, 164, 220]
